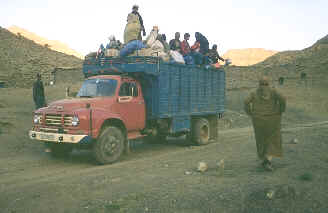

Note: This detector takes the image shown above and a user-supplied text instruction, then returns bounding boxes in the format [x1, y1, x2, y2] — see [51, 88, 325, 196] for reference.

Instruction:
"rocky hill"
[222, 48, 278, 66]
[253, 35, 328, 77]
[0, 27, 83, 88]
[8, 25, 84, 59]
[225, 34, 328, 89]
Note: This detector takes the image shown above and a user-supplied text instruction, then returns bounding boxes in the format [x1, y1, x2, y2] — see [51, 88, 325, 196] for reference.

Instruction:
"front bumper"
[29, 130, 91, 144]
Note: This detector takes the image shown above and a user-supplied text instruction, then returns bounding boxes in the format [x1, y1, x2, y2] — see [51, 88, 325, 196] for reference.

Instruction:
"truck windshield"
[77, 79, 117, 97]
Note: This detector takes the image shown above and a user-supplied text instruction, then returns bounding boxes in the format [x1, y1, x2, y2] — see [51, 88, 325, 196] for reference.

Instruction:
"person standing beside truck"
[244, 76, 287, 171]
[33, 73, 46, 109]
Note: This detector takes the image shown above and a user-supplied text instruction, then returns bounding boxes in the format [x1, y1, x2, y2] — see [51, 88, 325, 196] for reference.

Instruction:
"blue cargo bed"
[83, 56, 225, 121]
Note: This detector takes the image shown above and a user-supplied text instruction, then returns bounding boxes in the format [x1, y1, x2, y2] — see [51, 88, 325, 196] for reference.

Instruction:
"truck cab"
[30, 74, 147, 164]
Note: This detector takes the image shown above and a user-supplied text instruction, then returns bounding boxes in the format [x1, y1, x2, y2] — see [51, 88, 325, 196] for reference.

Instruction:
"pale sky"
[1, 0, 327, 55]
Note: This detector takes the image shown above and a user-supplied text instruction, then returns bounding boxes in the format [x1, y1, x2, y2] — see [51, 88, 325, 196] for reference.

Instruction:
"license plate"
[40, 133, 55, 141]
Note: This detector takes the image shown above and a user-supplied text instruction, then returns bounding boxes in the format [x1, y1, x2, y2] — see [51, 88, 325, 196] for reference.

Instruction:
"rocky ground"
[0, 79, 327, 213]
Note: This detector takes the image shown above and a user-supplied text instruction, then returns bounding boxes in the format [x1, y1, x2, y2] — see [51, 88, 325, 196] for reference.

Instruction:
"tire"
[192, 118, 210, 145]
[93, 126, 125, 164]
[50, 143, 73, 157]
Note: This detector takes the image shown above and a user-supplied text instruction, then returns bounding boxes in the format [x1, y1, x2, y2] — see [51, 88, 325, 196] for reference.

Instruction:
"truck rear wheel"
[93, 126, 125, 164]
[50, 143, 73, 157]
[193, 118, 210, 145]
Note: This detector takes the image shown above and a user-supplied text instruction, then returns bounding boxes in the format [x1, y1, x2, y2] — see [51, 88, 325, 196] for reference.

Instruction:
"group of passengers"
[94, 5, 225, 67]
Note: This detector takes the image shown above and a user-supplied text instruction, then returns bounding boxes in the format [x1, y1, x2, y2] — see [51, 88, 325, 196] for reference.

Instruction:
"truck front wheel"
[93, 126, 125, 164]
[193, 118, 210, 145]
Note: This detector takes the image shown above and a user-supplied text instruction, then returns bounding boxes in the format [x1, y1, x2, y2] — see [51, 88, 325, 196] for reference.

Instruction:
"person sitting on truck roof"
[191, 33, 204, 65]
[96, 44, 105, 58]
[208, 44, 225, 64]
[195, 32, 209, 55]
[157, 34, 170, 53]
[181, 33, 191, 56]
[181, 33, 194, 65]
[107, 35, 120, 50]
[169, 32, 181, 52]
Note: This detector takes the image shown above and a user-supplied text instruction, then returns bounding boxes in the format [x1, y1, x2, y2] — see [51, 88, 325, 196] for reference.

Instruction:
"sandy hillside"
[8, 25, 84, 59]
[223, 48, 278, 66]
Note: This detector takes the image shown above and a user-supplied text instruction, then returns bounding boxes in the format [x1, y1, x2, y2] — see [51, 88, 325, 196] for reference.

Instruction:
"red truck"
[29, 56, 225, 164]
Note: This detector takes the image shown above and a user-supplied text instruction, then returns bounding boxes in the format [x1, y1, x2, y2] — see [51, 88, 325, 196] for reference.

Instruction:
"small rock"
[164, 164, 169, 168]
[290, 138, 298, 144]
[145, 207, 149, 211]
[266, 189, 275, 199]
[44, 148, 52, 153]
[216, 159, 225, 169]
[185, 171, 192, 175]
[197, 162, 208, 172]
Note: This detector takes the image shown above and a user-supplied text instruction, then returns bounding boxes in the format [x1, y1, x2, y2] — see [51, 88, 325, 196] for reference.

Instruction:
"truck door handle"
[138, 101, 144, 104]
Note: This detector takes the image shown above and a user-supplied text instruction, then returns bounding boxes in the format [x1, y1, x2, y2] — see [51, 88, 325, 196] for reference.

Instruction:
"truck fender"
[91, 108, 126, 138]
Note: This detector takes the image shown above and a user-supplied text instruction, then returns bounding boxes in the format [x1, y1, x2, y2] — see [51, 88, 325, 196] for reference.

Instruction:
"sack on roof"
[105, 49, 119, 57]
[120, 40, 146, 57]
[145, 29, 158, 47]
[170, 50, 185, 64]
[130, 47, 169, 62]
[151, 40, 164, 51]
[124, 13, 141, 44]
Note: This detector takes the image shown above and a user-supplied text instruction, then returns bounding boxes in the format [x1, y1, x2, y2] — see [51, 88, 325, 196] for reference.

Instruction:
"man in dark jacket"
[33, 73, 46, 109]
[195, 32, 209, 55]
[169, 32, 181, 52]
[131, 5, 146, 37]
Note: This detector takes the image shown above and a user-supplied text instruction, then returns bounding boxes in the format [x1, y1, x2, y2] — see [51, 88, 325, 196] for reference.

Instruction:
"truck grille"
[45, 114, 73, 127]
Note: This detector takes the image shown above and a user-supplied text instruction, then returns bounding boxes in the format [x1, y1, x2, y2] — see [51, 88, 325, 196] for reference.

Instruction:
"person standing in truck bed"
[244, 76, 287, 171]
[130, 5, 146, 39]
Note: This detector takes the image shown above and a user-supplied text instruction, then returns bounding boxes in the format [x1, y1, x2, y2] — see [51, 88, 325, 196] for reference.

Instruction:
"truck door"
[117, 80, 145, 130]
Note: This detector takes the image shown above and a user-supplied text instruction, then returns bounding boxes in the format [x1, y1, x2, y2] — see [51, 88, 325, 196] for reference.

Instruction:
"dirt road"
[1, 121, 328, 213]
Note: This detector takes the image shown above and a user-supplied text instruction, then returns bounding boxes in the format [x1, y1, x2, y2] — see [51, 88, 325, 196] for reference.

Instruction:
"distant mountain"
[0, 26, 82, 88]
[222, 48, 278, 66]
[7, 25, 84, 59]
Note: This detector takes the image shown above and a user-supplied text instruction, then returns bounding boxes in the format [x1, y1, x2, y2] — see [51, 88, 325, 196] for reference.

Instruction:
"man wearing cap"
[244, 76, 287, 171]
[33, 73, 46, 109]
[130, 5, 146, 38]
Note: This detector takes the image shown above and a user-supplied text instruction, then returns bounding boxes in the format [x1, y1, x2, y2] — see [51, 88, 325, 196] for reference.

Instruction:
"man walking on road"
[33, 73, 46, 109]
[244, 76, 286, 171]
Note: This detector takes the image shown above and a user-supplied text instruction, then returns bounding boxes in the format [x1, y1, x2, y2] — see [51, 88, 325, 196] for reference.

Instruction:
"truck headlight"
[33, 114, 42, 124]
[72, 115, 79, 126]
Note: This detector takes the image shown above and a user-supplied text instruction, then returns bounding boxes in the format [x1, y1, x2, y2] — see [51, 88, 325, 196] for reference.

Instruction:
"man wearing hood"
[244, 76, 287, 171]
